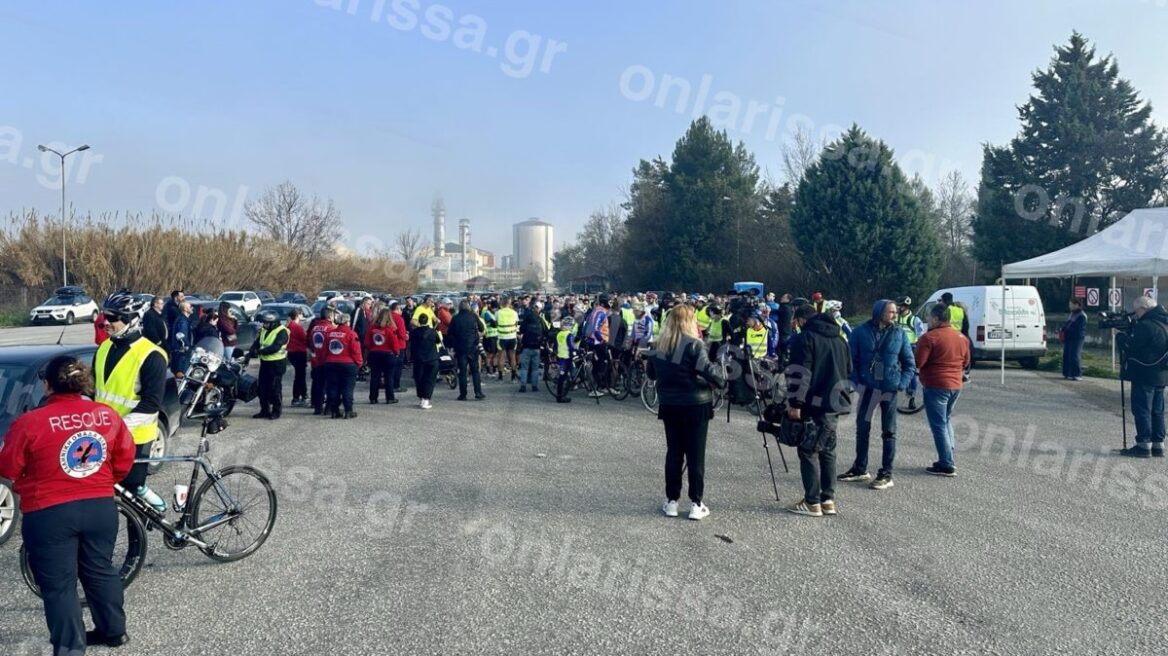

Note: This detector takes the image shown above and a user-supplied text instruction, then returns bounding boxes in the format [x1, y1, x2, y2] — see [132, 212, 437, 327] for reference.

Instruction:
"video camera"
[1099, 311, 1135, 332]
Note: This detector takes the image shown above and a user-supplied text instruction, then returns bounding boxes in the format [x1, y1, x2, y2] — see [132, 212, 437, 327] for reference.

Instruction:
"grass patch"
[1038, 347, 1119, 380]
[0, 307, 28, 327]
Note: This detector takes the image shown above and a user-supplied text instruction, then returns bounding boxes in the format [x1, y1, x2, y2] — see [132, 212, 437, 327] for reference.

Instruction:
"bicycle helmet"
[102, 289, 148, 338]
[825, 300, 843, 313]
[258, 310, 279, 327]
[598, 293, 611, 308]
[895, 295, 912, 307]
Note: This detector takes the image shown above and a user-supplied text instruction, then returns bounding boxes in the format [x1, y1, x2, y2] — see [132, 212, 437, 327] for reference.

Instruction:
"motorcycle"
[176, 337, 259, 420]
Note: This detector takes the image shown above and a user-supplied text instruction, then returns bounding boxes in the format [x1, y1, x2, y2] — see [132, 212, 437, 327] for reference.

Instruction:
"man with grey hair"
[1119, 294, 1168, 457]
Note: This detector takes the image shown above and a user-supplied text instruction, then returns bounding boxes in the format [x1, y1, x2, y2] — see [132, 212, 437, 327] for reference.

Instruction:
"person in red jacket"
[0, 355, 136, 652]
[307, 306, 336, 415]
[94, 313, 110, 345]
[321, 311, 364, 419]
[389, 301, 409, 395]
[365, 308, 400, 405]
[286, 308, 309, 407]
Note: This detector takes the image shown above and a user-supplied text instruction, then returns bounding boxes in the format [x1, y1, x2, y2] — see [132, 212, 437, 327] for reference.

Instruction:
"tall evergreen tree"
[791, 125, 941, 307]
[972, 32, 1168, 269]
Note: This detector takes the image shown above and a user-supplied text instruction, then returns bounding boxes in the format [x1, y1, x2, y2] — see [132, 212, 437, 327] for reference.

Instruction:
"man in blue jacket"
[839, 299, 917, 490]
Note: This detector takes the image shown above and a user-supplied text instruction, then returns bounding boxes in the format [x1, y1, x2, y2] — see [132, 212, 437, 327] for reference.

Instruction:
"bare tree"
[935, 170, 974, 254]
[579, 203, 626, 283]
[244, 181, 342, 262]
[393, 227, 432, 276]
[780, 127, 824, 186]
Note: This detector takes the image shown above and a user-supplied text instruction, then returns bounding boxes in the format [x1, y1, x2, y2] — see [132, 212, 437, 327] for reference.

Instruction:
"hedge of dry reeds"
[0, 211, 415, 302]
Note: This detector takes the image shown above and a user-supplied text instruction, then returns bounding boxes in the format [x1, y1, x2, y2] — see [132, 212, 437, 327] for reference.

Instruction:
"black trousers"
[325, 363, 358, 413]
[413, 360, 438, 400]
[119, 441, 152, 494]
[289, 351, 308, 401]
[23, 498, 125, 654]
[311, 365, 327, 412]
[798, 413, 839, 505]
[258, 359, 287, 417]
[390, 351, 405, 390]
[660, 403, 711, 503]
[368, 351, 396, 402]
[456, 351, 482, 398]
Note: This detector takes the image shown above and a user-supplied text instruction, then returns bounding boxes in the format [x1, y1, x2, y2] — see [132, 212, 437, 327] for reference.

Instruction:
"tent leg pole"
[1111, 276, 1117, 372]
[1001, 271, 1006, 386]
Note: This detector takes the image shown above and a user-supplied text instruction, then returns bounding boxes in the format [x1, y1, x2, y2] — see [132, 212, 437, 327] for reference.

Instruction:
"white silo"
[513, 219, 554, 284]
[432, 198, 446, 258]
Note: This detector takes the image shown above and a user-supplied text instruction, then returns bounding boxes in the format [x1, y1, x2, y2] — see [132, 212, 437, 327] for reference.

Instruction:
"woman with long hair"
[366, 307, 400, 404]
[647, 303, 725, 521]
[0, 356, 137, 651]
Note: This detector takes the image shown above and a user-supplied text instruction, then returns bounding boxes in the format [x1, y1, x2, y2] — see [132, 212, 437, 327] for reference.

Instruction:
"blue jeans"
[519, 348, 541, 386]
[1062, 338, 1084, 378]
[854, 385, 897, 476]
[1130, 382, 1166, 446]
[923, 388, 961, 469]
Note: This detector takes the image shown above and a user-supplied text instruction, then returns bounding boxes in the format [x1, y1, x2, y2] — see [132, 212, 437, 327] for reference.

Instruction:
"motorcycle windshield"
[195, 336, 226, 360]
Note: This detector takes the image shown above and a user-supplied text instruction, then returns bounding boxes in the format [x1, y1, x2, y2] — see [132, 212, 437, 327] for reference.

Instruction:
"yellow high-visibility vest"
[259, 325, 289, 362]
[95, 337, 168, 445]
[746, 326, 768, 359]
[496, 308, 519, 339]
[696, 307, 711, 332]
[556, 330, 572, 359]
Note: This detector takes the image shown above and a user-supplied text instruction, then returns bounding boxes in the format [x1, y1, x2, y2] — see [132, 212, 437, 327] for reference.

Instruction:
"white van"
[920, 285, 1046, 369]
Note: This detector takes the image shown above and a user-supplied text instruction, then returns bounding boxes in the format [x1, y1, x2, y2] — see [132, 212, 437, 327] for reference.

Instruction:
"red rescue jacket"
[320, 326, 364, 367]
[0, 394, 136, 513]
[365, 325, 396, 354]
[287, 321, 308, 354]
[309, 321, 335, 367]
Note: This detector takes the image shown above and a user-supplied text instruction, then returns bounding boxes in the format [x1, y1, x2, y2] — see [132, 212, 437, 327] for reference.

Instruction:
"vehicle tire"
[65, 312, 75, 326]
[0, 479, 19, 547]
[223, 397, 237, 418]
[1019, 356, 1040, 370]
[21, 497, 147, 603]
[146, 427, 168, 475]
[640, 379, 658, 414]
[190, 465, 277, 563]
[610, 360, 630, 401]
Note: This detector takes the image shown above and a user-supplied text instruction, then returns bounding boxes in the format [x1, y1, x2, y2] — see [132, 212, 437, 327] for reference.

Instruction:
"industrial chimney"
[432, 198, 446, 258]
[459, 219, 470, 275]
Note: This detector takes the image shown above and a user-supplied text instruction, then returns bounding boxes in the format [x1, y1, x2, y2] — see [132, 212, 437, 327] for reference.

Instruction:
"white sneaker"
[421, 399, 432, 410]
[687, 502, 710, 521]
[662, 500, 679, 517]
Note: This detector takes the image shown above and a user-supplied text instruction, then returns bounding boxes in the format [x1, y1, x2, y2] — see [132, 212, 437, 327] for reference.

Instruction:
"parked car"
[28, 288, 100, 326]
[187, 301, 258, 346]
[275, 292, 308, 304]
[920, 285, 1047, 369]
[256, 291, 276, 304]
[316, 290, 340, 302]
[187, 292, 216, 301]
[311, 299, 356, 319]
[217, 291, 262, 317]
[259, 303, 314, 326]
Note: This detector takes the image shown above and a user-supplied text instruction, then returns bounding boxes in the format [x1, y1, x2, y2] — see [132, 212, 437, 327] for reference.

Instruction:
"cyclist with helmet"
[93, 290, 169, 513]
[895, 296, 925, 410]
[246, 310, 290, 420]
[825, 300, 852, 341]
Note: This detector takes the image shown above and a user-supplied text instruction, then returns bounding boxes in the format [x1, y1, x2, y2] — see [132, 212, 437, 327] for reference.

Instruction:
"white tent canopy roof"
[1002, 208, 1168, 279]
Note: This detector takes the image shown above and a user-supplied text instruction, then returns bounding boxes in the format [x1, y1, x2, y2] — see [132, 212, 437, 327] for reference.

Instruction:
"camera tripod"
[722, 344, 788, 500]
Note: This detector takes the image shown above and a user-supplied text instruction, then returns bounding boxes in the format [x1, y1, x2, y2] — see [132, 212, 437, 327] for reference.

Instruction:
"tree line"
[554, 32, 1168, 311]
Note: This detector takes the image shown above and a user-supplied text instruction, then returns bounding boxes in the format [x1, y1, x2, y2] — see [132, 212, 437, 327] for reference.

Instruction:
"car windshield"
[41, 296, 79, 306]
[262, 305, 294, 319]
[220, 293, 244, 301]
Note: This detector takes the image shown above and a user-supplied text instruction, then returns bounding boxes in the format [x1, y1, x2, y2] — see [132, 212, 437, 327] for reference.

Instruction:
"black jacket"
[1122, 305, 1168, 386]
[409, 326, 440, 364]
[447, 309, 482, 355]
[142, 309, 168, 346]
[776, 303, 794, 340]
[647, 335, 725, 406]
[519, 312, 546, 350]
[192, 320, 219, 345]
[785, 314, 852, 415]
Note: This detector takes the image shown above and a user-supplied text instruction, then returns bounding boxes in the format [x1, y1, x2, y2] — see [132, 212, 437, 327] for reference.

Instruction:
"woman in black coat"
[647, 303, 725, 521]
[409, 313, 440, 409]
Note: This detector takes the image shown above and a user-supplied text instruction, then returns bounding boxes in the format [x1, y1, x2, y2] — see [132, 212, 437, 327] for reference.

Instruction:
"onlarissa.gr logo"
[59, 431, 108, 479]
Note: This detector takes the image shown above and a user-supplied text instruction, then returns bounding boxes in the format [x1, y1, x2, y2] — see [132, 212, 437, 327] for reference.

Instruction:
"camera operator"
[782, 304, 852, 517]
[1118, 295, 1168, 458]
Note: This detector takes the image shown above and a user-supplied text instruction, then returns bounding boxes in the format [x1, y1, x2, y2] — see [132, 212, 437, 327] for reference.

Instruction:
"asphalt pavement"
[1, 324, 1165, 655]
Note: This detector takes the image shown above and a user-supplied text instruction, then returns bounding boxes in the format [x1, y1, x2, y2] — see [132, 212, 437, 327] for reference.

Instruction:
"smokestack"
[432, 198, 446, 258]
[459, 219, 470, 276]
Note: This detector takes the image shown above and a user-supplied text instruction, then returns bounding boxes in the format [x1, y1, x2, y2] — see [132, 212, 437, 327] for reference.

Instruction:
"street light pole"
[37, 144, 90, 287]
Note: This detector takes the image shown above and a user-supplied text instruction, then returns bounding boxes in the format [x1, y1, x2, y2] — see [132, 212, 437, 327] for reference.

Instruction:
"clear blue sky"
[2, 0, 1166, 258]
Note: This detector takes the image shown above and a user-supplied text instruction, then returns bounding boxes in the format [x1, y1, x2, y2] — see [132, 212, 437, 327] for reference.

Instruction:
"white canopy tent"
[999, 207, 1168, 382]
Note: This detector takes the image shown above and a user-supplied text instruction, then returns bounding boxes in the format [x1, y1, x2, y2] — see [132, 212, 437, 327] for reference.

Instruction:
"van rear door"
[1011, 287, 1045, 350]
[983, 287, 1012, 349]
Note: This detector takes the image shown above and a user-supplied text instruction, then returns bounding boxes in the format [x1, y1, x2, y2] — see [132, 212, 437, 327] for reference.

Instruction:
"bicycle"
[20, 407, 278, 601]
[545, 350, 601, 403]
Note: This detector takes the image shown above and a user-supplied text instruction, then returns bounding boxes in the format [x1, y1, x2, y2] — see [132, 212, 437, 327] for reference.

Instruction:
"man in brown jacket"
[915, 304, 971, 476]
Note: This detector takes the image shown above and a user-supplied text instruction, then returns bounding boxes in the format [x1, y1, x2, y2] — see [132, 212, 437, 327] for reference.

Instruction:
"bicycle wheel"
[897, 388, 925, 414]
[190, 465, 277, 563]
[640, 379, 658, 414]
[610, 360, 631, 400]
[21, 496, 147, 602]
[0, 479, 18, 547]
[543, 361, 560, 396]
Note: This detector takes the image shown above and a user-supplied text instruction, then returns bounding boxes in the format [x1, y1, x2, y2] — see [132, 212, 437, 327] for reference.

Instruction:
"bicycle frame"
[120, 428, 243, 551]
